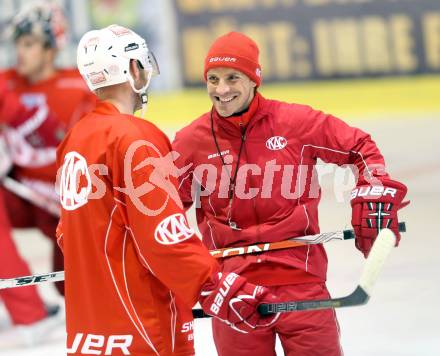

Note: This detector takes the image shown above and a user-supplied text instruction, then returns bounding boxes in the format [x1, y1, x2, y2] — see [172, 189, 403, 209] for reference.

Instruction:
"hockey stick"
[0, 224, 406, 292]
[1, 229, 398, 319]
[209, 222, 406, 259]
[0, 271, 65, 290]
[1, 176, 60, 217]
[257, 228, 397, 315]
[193, 228, 398, 318]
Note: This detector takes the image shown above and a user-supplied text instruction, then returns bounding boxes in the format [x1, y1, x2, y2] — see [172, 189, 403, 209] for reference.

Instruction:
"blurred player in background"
[57, 24, 278, 356]
[0, 76, 62, 348]
[172, 31, 409, 356]
[0, 1, 96, 348]
[0, 0, 96, 294]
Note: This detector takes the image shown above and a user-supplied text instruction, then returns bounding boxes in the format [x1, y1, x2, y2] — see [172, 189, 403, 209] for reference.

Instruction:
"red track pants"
[213, 282, 343, 356]
[0, 185, 64, 296]
[0, 189, 47, 325]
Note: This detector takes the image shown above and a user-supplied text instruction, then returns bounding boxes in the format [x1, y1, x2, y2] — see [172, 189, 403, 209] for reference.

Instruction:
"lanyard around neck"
[210, 108, 247, 200]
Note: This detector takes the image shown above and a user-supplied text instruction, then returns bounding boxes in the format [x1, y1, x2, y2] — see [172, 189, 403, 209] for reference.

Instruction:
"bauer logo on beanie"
[204, 32, 261, 86]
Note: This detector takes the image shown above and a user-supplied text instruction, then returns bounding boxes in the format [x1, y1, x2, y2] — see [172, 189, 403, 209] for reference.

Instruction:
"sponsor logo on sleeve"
[154, 213, 194, 245]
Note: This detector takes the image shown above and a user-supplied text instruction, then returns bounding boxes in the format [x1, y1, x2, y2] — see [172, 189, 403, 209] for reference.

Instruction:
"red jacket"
[1, 68, 96, 183]
[172, 93, 387, 285]
[57, 101, 217, 355]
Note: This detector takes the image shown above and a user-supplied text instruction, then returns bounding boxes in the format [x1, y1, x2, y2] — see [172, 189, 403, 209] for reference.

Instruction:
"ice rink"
[1, 114, 439, 356]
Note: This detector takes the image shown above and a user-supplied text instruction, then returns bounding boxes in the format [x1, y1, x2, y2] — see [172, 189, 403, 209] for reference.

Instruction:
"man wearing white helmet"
[0, 1, 96, 348]
[56, 24, 279, 355]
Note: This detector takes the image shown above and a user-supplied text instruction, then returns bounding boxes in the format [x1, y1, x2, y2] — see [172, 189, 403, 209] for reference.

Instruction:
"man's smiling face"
[206, 67, 256, 117]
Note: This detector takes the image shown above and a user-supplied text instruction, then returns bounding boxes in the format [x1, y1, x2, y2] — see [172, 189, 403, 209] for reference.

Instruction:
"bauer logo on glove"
[350, 185, 398, 200]
[350, 177, 409, 257]
[200, 272, 280, 333]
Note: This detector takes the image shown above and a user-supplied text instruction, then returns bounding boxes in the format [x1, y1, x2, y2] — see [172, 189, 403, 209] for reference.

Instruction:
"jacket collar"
[212, 92, 267, 136]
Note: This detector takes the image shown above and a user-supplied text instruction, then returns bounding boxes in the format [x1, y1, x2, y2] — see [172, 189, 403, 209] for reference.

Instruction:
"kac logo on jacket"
[59, 151, 91, 210]
[266, 136, 287, 150]
[154, 213, 194, 245]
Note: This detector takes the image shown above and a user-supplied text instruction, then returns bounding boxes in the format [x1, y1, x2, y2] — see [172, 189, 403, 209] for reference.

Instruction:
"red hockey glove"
[351, 177, 409, 257]
[200, 272, 279, 333]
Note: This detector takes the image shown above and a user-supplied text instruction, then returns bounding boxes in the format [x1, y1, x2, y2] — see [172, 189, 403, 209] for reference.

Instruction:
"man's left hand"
[351, 177, 409, 257]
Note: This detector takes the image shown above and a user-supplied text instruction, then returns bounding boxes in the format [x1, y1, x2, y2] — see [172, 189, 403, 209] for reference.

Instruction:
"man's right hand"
[199, 272, 279, 333]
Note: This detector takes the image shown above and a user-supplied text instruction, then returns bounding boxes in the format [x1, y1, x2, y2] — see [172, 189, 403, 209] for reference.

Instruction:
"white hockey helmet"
[77, 24, 159, 99]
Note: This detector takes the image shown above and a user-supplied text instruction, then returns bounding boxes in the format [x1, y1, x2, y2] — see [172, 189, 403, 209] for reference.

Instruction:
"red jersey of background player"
[1, 68, 96, 183]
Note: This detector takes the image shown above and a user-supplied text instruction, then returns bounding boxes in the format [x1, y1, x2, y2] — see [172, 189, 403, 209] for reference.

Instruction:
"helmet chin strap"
[127, 69, 153, 113]
[138, 92, 148, 119]
[140, 92, 148, 105]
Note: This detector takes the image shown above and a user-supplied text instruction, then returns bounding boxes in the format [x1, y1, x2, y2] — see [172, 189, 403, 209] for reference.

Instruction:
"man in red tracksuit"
[57, 24, 278, 356]
[172, 31, 409, 355]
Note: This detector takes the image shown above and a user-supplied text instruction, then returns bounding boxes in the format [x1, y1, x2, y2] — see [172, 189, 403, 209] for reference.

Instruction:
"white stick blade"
[359, 228, 396, 295]
[0, 280, 14, 289]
